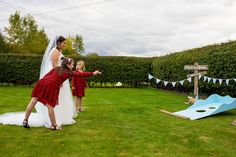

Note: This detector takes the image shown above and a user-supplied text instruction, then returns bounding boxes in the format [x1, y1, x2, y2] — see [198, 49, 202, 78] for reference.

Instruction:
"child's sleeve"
[72, 71, 94, 77]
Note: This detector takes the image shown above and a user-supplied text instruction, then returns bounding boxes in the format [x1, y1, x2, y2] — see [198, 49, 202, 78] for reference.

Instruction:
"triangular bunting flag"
[187, 77, 192, 83]
[226, 79, 229, 85]
[207, 77, 212, 82]
[172, 82, 176, 87]
[212, 78, 217, 84]
[179, 80, 184, 85]
[156, 78, 161, 84]
[219, 79, 222, 85]
[234, 79, 236, 82]
[148, 74, 154, 80]
[164, 81, 168, 86]
[199, 74, 203, 80]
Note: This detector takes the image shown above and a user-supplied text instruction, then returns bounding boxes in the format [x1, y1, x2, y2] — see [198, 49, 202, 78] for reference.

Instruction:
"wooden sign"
[184, 62, 208, 99]
[187, 71, 207, 78]
[184, 65, 208, 71]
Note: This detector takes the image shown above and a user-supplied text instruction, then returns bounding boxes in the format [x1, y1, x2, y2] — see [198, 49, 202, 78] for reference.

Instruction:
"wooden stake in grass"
[160, 109, 189, 119]
[184, 62, 208, 99]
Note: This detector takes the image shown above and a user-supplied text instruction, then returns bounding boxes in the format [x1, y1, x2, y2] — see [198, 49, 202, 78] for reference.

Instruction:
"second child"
[72, 61, 89, 113]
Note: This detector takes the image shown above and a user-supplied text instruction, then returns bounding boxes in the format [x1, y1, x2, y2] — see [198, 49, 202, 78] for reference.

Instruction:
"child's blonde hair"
[76, 60, 85, 71]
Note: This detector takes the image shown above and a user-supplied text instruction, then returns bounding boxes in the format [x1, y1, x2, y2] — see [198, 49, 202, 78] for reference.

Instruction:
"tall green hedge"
[0, 54, 151, 87]
[72, 56, 152, 87]
[151, 41, 236, 96]
[0, 54, 42, 85]
[1, 40, 236, 95]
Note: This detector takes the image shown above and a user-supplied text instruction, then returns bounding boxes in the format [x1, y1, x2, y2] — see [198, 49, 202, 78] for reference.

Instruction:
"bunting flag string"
[148, 73, 236, 87]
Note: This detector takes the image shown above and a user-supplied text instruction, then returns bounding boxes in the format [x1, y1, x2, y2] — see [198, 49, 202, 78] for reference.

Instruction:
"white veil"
[40, 35, 58, 78]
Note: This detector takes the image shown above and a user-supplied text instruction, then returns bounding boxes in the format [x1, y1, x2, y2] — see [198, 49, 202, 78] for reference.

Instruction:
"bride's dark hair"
[56, 36, 66, 50]
[57, 36, 66, 44]
[55, 57, 74, 76]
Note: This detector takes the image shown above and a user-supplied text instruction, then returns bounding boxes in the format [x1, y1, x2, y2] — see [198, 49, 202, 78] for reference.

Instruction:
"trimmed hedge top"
[0, 54, 151, 87]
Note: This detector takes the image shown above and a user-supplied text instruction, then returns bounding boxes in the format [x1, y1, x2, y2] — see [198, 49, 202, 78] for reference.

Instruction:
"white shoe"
[73, 112, 78, 118]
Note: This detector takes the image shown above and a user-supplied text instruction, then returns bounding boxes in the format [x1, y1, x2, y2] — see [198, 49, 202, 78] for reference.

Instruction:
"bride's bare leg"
[47, 105, 56, 126]
[24, 97, 38, 120]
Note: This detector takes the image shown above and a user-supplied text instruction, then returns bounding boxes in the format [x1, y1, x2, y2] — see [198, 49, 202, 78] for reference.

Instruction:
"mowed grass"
[0, 86, 235, 157]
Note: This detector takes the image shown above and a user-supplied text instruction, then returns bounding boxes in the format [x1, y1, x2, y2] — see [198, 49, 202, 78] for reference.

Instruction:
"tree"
[23, 28, 48, 54]
[4, 11, 48, 54]
[63, 35, 85, 55]
[85, 52, 99, 58]
[63, 36, 76, 55]
[0, 31, 9, 53]
[4, 12, 24, 46]
[73, 34, 84, 54]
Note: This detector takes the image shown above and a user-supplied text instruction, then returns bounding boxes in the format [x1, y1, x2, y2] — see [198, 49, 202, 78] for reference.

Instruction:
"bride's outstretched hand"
[93, 70, 102, 75]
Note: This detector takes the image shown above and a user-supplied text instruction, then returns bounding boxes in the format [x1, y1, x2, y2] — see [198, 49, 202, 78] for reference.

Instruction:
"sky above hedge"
[1, 0, 236, 56]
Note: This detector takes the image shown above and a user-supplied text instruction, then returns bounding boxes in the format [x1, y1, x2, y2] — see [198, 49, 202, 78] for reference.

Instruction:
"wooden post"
[160, 109, 189, 119]
[184, 62, 208, 99]
[194, 62, 199, 98]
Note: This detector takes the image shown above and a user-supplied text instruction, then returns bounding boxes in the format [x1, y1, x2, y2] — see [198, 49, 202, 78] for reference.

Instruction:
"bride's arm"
[51, 49, 60, 68]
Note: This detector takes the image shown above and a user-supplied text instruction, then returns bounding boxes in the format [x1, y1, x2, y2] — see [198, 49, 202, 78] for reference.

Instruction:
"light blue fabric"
[174, 94, 236, 120]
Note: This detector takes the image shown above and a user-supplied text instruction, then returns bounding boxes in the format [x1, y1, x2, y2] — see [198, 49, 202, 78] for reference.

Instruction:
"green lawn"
[0, 86, 235, 157]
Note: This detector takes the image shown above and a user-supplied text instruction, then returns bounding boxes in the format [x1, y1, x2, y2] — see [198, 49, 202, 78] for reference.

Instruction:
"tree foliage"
[73, 34, 84, 54]
[63, 35, 85, 55]
[0, 31, 9, 53]
[4, 11, 48, 54]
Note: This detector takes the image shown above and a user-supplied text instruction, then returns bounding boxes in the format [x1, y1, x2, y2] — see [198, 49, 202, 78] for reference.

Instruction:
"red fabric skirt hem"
[31, 94, 58, 107]
[72, 89, 85, 97]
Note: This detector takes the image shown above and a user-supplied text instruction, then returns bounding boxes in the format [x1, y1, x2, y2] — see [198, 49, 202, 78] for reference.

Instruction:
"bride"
[0, 36, 76, 128]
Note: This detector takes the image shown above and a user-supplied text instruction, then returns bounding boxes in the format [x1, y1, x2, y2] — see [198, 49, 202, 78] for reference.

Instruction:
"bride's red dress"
[31, 68, 93, 107]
